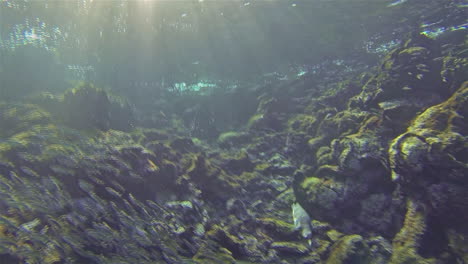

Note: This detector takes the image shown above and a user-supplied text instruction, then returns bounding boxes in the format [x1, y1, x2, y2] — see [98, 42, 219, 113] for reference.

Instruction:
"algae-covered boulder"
[297, 125, 396, 234]
[287, 114, 318, 135]
[307, 109, 371, 156]
[326, 234, 370, 264]
[217, 131, 250, 149]
[256, 217, 298, 240]
[270, 241, 310, 255]
[389, 81, 468, 206]
[388, 81, 468, 262]
[350, 34, 445, 113]
[296, 176, 345, 222]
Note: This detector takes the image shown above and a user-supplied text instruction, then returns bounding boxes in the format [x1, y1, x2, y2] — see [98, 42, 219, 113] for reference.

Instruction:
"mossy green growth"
[236, 171, 258, 185]
[296, 176, 344, 223]
[287, 114, 317, 134]
[300, 176, 322, 190]
[326, 229, 344, 242]
[270, 241, 310, 255]
[217, 131, 249, 148]
[254, 162, 270, 172]
[389, 200, 435, 264]
[257, 217, 296, 235]
[326, 234, 370, 264]
[192, 243, 236, 264]
[398, 47, 429, 57]
[389, 81, 468, 182]
[246, 113, 264, 130]
[204, 224, 245, 261]
[0, 143, 12, 154]
[39, 143, 82, 163]
[308, 136, 325, 150]
[315, 165, 341, 179]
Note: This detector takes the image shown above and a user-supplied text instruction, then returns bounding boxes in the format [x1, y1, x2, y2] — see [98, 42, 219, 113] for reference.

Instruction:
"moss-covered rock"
[217, 131, 250, 149]
[389, 81, 468, 219]
[192, 243, 236, 264]
[296, 177, 345, 222]
[389, 200, 435, 264]
[326, 234, 370, 264]
[205, 225, 247, 260]
[257, 217, 298, 240]
[270, 241, 310, 255]
[287, 114, 318, 135]
[350, 34, 445, 112]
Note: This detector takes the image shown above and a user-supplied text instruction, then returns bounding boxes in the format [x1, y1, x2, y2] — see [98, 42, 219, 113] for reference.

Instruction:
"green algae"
[326, 234, 370, 264]
[270, 241, 310, 255]
[257, 217, 296, 235]
[389, 200, 435, 264]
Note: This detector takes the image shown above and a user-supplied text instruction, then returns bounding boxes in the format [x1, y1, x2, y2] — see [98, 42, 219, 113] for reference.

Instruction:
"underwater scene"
[0, 0, 467, 263]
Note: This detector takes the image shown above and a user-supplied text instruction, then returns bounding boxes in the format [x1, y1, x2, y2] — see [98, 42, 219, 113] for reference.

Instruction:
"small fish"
[387, 0, 407, 7]
[292, 202, 312, 240]
[402, 86, 412, 91]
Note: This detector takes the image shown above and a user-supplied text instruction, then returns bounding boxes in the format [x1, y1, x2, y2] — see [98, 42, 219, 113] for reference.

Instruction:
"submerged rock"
[326, 235, 370, 264]
[389, 81, 468, 222]
[217, 131, 250, 149]
[271, 241, 310, 255]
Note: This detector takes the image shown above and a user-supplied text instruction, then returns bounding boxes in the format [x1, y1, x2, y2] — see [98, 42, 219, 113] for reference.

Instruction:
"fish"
[292, 202, 312, 242]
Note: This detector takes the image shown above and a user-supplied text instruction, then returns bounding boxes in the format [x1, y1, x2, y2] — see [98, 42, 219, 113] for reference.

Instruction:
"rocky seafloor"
[0, 32, 467, 264]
